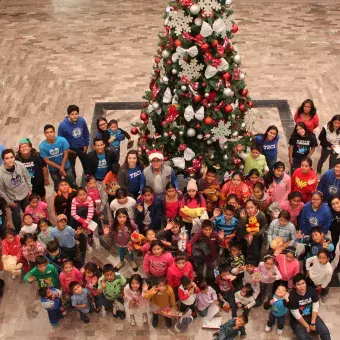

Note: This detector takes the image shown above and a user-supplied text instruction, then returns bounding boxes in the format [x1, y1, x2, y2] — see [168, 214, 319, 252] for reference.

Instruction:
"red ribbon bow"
[204, 52, 222, 67]
[181, 76, 199, 91]
[182, 32, 205, 48]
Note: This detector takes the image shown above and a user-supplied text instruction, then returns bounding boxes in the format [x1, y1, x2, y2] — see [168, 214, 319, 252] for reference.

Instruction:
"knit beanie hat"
[187, 179, 198, 191]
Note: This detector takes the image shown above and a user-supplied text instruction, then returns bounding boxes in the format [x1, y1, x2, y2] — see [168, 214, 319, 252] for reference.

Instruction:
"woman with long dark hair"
[294, 99, 319, 132]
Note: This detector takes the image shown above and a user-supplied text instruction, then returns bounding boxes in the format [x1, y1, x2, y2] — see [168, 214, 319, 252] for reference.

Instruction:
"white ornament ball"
[234, 54, 241, 64]
[187, 128, 196, 137]
[172, 69, 178, 75]
[179, 130, 184, 136]
[162, 50, 170, 58]
[223, 144, 228, 150]
[163, 132, 169, 138]
[194, 17, 203, 26]
[240, 73, 246, 80]
[152, 102, 160, 110]
[204, 92, 210, 98]
[163, 76, 169, 83]
[190, 4, 201, 15]
[223, 88, 234, 97]
[239, 164, 244, 170]
[231, 114, 235, 119]
[206, 139, 213, 145]
[181, 85, 187, 91]
[223, 154, 229, 160]
[232, 131, 239, 137]
[197, 134, 203, 139]
[241, 123, 246, 128]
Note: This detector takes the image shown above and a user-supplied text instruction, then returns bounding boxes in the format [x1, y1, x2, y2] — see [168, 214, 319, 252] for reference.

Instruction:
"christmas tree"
[132, 0, 253, 179]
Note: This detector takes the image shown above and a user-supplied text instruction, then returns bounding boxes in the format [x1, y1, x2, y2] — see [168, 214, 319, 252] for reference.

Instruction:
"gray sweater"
[0, 161, 32, 204]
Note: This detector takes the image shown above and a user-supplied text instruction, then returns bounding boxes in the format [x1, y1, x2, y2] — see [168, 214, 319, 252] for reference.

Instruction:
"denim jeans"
[116, 246, 134, 262]
[47, 308, 63, 325]
[69, 148, 88, 179]
[220, 291, 238, 318]
[50, 166, 77, 192]
[290, 315, 331, 340]
[267, 311, 286, 330]
[78, 310, 89, 322]
[11, 197, 29, 233]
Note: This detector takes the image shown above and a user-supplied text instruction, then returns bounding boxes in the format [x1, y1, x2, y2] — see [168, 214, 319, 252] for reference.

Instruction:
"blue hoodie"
[317, 169, 340, 202]
[299, 201, 332, 235]
[58, 116, 89, 149]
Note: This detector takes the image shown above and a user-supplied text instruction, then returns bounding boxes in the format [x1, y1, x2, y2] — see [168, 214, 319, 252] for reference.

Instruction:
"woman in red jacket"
[291, 157, 317, 203]
[294, 99, 319, 132]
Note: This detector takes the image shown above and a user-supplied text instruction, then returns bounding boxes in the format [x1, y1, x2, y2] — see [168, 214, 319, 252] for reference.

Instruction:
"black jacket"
[85, 149, 119, 178]
[135, 196, 164, 230]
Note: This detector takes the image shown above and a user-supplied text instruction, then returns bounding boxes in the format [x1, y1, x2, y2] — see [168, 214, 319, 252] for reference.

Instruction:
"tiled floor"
[0, 0, 339, 338]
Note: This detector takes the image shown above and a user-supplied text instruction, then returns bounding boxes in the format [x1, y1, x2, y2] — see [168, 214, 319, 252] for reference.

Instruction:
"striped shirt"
[71, 196, 94, 229]
[267, 219, 296, 244]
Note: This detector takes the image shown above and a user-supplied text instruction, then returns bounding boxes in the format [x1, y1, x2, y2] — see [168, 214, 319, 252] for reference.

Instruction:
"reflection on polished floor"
[0, 0, 340, 339]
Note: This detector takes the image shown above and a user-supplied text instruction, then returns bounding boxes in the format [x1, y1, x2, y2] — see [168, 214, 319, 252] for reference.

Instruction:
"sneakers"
[265, 326, 271, 332]
[130, 314, 136, 326]
[152, 313, 159, 328]
[60, 307, 67, 316]
[277, 329, 283, 335]
[130, 260, 138, 272]
[112, 304, 118, 318]
[165, 317, 172, 328]
[191, 311, 197, 319]
[83, 318, 90, 324]
[51, 322, 59, 328]
[142, 312, 148, 324]
[118, 310, 126, 320]
[115, 261, 125, 271]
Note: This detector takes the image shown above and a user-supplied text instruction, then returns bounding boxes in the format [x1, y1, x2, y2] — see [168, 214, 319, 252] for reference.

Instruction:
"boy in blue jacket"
[317, 159, 340, 202]
[107, 119, 125, 162]
[58, 104, 89, 178]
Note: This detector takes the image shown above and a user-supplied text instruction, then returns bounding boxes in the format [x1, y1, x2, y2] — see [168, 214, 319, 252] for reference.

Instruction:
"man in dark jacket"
[85, 137, 119, 181]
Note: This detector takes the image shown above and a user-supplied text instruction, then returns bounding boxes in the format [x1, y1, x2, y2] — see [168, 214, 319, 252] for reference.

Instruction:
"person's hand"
[289, 158, 293, 166]
[215, 300, 220, 306]
[164, 222, 174, 231]
[307, 177, 318, 185]
[218, 294, 223, 301]
[59, 167, 66, 177]
[270, 299, 275, 305]
[27, 190, 32, 197]
[44, 179, 50, 186]
[244, 305, 249, 309]
[83, 146, 88, 153]
[269, 271, 277, 278]
[6, 221, 13, 229]
[101, 280, 107, 288]
[27, 276, 35, 283]
[9, 202, 17, 208]
[323, 241, 330, 249]
[240, 209, 246, 218]
[80, 267, 85, 274]
[213, 208, 220, 218]
[142, 282, 149, 293]
[136, 204, 143, 212]
[305, 325, 311, 333]
[150, 286, 158, 294]
[233, 325, 239, 330]
[309, 324, 316, 331]
[176, 189, 182, 195]
[237, 302, 242, 308]
[108, 137, 115, 143]
[236, 144, 243, 152]
[218, 230, 225, 240]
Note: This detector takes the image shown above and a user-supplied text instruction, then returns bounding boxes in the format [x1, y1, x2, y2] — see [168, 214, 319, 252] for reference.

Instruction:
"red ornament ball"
[141, 145, 147, 151]
[194, 94, 202, 103]
[168, 131, 173, 136]
[248, 100, 254, 108]
[174, 39, 182, 47]
[232, 25, 239, 33]
[196, 123, 201, 129]
[201, 82, 207, 88]
[211, 39, 219, 47]
[203, 116, 214, 126]
[229, 45, 234, 51]
[167, 60, 172, 65]
[130, 127, 139, 135]
[201, 43, 209, 50]
[161, 121, 166, 127]
[241, 89, 248, 97]
[239, 104, 246, 112]
[222, 72, 231, 81]
[198, 155, 203, 160]
[140, 113, 148, 122]
[224, 104, 233, 113]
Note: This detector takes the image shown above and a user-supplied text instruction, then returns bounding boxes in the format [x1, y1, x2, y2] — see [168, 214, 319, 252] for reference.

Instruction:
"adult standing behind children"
[140, 151, 178, 199]
[39, 124, 76, 192]
[16, 138, 50, 202]
[58, 105, 89, 179]
[0, 149, 32, 233]
[318, 159, 340, 202]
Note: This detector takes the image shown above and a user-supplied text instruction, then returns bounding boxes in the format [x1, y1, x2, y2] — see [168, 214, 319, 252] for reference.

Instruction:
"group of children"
[0, 101, 339, 339]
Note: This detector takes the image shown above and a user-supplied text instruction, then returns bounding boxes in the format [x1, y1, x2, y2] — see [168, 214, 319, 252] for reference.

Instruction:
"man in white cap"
[139, 150, 178, 198]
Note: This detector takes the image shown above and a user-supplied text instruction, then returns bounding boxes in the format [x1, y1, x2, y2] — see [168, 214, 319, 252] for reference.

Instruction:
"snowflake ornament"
[211, 121, 232, 141]
[177, 174, 190, 191]
[179, 58, 204, 80]
[146, 121, 156, 138]
[198, 0, 221, 16]
[167, 9, 192, 35]
[221, 13, 233, 37]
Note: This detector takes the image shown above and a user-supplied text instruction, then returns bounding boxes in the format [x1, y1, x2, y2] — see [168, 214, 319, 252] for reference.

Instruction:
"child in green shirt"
[98, 263, 126, 319]
[24, 255, 60, 288]
[236, 144, 269, 176]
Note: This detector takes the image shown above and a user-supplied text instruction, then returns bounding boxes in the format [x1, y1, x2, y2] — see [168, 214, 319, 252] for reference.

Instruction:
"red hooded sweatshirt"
[291, 168, 317, 203]
[167, 261, 194, 289]
[2, 236, 22, 258]
[143, 251, 174, 278]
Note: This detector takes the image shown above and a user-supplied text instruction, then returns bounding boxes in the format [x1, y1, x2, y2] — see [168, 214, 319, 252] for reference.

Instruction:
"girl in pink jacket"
[167, 255, 194, 292]
[264, 162, 291, 205]
[275, 246, 299, 288]
[59, 259, 83, 294]
[143, 240, 173, 278]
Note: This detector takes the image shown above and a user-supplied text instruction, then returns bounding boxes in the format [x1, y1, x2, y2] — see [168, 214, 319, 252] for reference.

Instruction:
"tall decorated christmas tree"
[132, 0, 253, 182]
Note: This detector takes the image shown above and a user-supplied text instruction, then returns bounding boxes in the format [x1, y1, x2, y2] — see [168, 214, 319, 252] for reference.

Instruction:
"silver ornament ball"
[152, 102, 160, 110]
[163, 76, 169, 83]
[190, 4, 201, 15]
[204, 92, 210, 98]
[232, 131, 239, 137]
[179, 130, 184, 136]
[241, 123, 246, 128]
[181, 85, 187, 91]
[163, 132, 169, 138]
[234, 54, 241, 64]
[240, 73, 246, 80]
[223, 154, 229, 160]
[172, 69, 178, 75]
[194, 17, 203, 26]
[223, 88, 234, 97]
[162, 50, 170, 58]
[223, 144, 228, 150]
[206, 139, 213, 145]
[187, 128, 196, 137]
